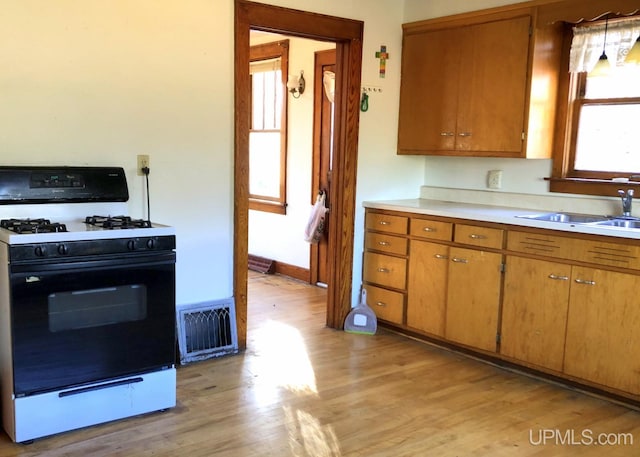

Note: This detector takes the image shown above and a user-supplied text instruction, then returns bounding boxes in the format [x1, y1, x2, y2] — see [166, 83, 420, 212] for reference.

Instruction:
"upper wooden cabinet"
[398, 7, 562, 158]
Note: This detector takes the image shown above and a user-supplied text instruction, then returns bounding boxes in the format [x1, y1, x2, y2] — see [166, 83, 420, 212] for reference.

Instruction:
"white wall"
[248, 36, 334, 269]
[0, 0, 235, 306]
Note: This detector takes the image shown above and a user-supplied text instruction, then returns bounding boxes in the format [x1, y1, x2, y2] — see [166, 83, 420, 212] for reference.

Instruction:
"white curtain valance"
[569, 18, 640, 73]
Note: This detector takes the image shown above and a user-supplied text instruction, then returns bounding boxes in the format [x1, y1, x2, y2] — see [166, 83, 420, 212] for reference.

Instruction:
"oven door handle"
[10, 252, 176, 275]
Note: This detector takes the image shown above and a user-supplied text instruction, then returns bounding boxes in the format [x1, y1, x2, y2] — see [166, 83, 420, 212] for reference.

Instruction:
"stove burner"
[0, 218, 68, 234]
[85, 215, 152, 229]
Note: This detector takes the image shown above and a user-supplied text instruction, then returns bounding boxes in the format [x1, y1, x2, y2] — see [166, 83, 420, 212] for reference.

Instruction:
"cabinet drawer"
[455, 224, 504, 249]
[365, 284, 404, 325]
[366, 212, 408, 235]
[577, 240, 640, 270]
[507, 231, 576, 260]
[365, 233, 407, 256]
[410, 218, 452, 241]
[363, 252, 407, 290]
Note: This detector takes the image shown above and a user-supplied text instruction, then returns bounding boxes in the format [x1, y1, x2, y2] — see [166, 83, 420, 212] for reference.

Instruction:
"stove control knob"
[57, 244, 68, 255]
[34, 246, 46, 257]
[146, 238, 156, 250]
[127, 240, 136, 251]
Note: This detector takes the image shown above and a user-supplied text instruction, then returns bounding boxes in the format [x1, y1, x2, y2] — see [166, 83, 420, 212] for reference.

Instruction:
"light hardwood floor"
[0, 272, 638, 456]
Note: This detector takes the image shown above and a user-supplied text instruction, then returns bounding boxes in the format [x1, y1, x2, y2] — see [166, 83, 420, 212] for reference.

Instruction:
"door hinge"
[496, 332, 501, 344]
[521, 131, 526, 141]
[500, 263, 506, 273]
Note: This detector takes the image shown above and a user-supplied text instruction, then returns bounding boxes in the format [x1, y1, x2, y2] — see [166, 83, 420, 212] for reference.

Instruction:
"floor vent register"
[177, 299, 239, 364]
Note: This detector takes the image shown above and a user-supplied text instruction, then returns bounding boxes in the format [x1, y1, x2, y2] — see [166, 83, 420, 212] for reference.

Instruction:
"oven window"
[48, 285, 147, 332]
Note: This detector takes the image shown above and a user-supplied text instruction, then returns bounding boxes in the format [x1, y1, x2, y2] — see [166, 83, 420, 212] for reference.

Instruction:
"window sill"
[249, 199, 287, 215]
[547, 177, 640, 197]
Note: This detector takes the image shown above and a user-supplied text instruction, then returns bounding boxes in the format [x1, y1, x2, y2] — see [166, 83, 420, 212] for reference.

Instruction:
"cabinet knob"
[440, 132, 455, 136]
[379, 221, 391, 225]
[458, 132, 472, 137]
[422, 227, 435, 232]
[378, 241, 390, 246]
[469, 234, 486, 239]
[375, 301, 387, 307]
[451, 257, 468, 263]
[434, 254, 448, 260]
[377, 268, 390, 273]
[548, 274, 569, 281]
[575, 278, 596, 285]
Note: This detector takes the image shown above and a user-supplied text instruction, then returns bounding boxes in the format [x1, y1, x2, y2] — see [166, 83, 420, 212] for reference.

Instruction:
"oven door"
[9, 251, 176, 396]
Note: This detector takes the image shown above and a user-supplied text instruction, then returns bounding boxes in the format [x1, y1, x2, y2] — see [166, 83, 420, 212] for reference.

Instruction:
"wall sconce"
[287, 70, 305, 98]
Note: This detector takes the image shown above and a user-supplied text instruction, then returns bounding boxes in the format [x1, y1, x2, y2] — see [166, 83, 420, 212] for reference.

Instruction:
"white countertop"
[363, 199, 640, 240]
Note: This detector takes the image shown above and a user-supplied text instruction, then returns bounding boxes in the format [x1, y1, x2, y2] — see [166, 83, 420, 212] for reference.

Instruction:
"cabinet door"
[501, 256, 570, 371]
[564, 268, 640, 395]
[457, 16, 530, 154]
[407, 240, 448, 336]
[445, 247, 502, 352]
[398, 27, 461, 153]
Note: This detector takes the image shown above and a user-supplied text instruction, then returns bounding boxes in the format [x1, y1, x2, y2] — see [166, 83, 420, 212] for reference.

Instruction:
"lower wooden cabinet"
[406, 240, 448, 336]
[445, 247, 502, 352]
[501, 256, 571, 372]
[564, 267, 640, 395]
[364, 207, 640, 401]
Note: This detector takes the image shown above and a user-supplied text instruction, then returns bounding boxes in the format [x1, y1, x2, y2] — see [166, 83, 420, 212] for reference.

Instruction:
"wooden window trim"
[248, 39, 289, 214]
[550, 18, 640, 197]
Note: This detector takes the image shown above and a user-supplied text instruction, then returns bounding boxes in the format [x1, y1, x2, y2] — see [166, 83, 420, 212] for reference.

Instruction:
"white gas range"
[0, 166, 177, 443]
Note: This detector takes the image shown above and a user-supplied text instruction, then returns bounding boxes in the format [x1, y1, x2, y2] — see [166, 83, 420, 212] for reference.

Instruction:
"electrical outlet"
[487, 170, 502, 189]
[137, 155, 150, 176]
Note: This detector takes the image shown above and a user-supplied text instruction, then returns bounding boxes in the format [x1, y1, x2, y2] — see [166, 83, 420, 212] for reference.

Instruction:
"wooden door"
[397, 27, 461, 153]
[445, 247, 502, 352]
[564, 267, 640, 394]
[457, 16, 530, 154]
[501, 256, 571, 371]
[407, 240, 449, 336]
[311, 49, 335, 286]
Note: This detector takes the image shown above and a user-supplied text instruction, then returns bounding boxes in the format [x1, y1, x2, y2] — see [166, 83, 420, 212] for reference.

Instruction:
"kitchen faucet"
[618, 189, 634, 217]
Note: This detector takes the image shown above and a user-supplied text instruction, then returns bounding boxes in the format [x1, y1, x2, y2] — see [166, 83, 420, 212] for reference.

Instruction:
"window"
[551, 17, 640, 196]
[249, 40, 289, 214]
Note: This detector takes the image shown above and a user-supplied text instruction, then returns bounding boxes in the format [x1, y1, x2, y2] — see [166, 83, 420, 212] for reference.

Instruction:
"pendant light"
[590, 15, 611, 76]
[626, 35, 640, 64]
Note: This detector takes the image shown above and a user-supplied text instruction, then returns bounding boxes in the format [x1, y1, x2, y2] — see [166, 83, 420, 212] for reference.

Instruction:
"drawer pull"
[377, 268, 390, 273]
[378, 241, 390, 246]
[458, 132, 472, 137]
[469, 234, 486, 240]
[379, 221, 391, 226]
[375, 301, 387, 307]
[548, 274, 569, 281]
[440, 132, 454, 136]
[434, 254, 449, 260]
[422, 227, 436, 232]
[575, 278, 596, 286]
[451, 257, 468, 264]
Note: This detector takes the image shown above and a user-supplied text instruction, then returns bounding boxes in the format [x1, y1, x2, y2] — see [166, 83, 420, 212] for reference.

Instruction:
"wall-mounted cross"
[375, 45, 389, 78]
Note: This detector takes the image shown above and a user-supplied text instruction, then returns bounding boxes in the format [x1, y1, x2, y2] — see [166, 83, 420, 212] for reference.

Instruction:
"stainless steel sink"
[591, 218, 640, 229]
[516, 212, 609, 224]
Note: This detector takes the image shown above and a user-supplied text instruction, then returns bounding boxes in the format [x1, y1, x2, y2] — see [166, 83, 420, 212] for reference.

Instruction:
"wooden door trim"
[234, 0, 363, 348]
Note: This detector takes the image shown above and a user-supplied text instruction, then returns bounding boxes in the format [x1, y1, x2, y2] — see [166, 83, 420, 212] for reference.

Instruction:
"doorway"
[234, 0, 363, 349]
